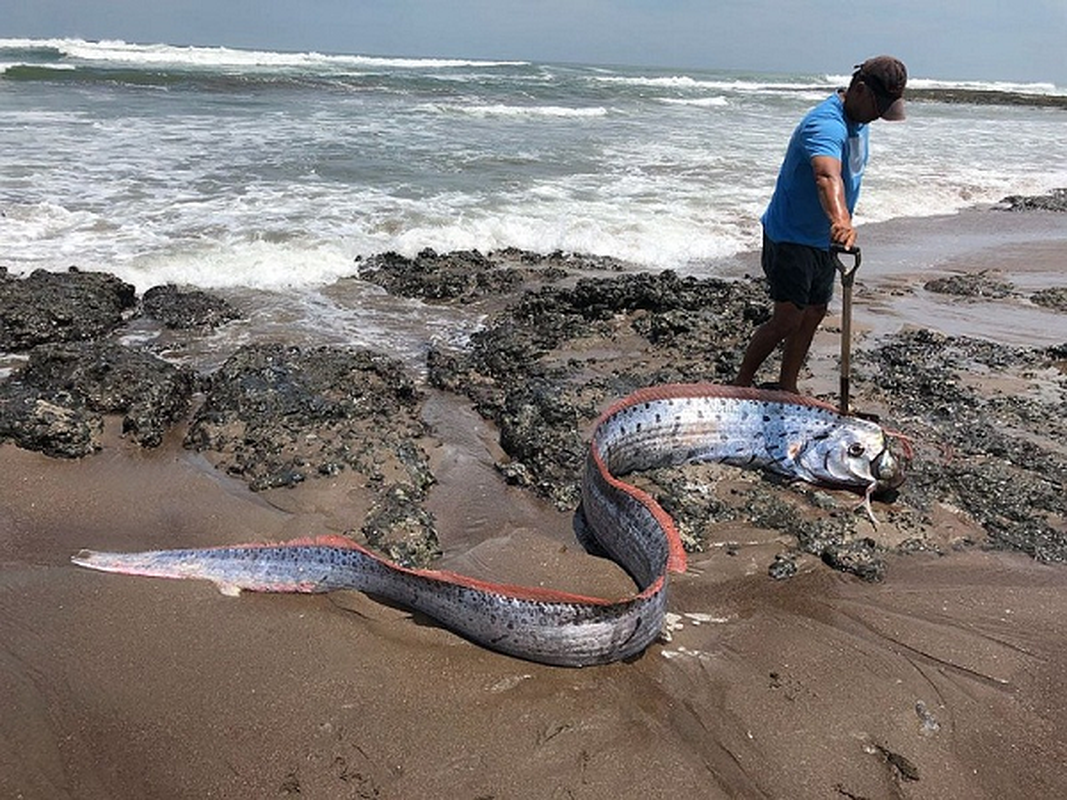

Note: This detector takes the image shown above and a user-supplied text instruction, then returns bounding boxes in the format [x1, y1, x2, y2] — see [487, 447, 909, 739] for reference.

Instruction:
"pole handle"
[831, 244, 862, 287]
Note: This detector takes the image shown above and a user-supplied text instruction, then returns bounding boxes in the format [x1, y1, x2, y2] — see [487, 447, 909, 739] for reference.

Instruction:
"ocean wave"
[0, 37, 528, 72]
[592, 73, 834, 94]
[4, 35, 1064, 295]
[418, 103, 609, 118]
[825, 71, 1064, 97]
[657, 96, 729, 108]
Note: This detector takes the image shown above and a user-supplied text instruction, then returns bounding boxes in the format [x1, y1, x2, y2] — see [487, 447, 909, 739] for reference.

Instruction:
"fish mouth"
[871, 446, 906, 492]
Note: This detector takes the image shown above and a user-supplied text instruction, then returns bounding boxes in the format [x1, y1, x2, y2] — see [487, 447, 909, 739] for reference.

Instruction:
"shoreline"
[2, 205, 1067, 798]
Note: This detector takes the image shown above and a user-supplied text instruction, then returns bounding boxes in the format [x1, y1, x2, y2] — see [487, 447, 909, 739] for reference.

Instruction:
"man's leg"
[734, 301, 805, 387]
[777, 303, 827, 393]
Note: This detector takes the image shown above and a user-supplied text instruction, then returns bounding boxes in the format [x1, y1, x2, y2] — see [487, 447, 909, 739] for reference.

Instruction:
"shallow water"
[4, 38, 1066, 297]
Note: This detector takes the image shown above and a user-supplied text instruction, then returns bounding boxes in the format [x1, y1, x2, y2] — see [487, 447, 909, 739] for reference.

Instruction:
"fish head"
[797, 419, 907, 494]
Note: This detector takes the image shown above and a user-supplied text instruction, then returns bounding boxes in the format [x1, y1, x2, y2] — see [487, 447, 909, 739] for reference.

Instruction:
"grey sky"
[3, 0, 1065, 84]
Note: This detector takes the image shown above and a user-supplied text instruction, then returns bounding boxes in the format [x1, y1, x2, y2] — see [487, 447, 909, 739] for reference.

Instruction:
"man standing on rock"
[735, 56, 907, 393]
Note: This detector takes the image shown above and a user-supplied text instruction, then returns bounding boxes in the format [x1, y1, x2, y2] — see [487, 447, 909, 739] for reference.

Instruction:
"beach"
[3, 204, 1066, 798]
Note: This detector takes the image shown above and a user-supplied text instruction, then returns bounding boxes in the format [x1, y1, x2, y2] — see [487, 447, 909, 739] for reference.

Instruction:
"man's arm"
[811, 155, 856, 249]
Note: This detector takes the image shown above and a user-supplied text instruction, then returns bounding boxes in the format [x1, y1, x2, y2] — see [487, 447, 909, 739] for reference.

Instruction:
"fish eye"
[847, 443, 866, 458]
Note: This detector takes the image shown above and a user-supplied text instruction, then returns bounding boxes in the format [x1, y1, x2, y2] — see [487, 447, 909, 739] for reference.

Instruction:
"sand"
[2, 209, 1066, 799]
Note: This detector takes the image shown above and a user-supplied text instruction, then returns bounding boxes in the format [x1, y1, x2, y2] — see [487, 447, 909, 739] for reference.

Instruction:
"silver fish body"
[73, 383, 905, 666]
[589, 384, 902, 494]
[72, 538, 667, 667]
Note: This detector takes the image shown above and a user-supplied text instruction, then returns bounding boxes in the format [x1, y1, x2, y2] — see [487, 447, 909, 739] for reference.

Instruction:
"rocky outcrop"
[0, 267, 136, 351]
[142, 284, 241, 329]
[0, 341, 195, 455]
[999, 188, 1067, 212]
[184, 343, 438, 564]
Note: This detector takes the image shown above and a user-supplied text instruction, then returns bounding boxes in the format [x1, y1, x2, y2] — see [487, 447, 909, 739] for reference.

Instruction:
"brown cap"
[854, 56, 907, 120]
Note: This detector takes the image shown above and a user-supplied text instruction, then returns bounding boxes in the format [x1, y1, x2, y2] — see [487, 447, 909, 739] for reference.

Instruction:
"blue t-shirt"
[761, 94, 868, 248]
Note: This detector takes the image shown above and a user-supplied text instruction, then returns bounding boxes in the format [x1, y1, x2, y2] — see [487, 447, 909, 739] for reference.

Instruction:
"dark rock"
[358, 248, 523, 302]
[821, 539, 887, 582]
[186, 343, 432, 493]
[999, 188, 1067, 212]
[0, 342, 194, 452]
[360, 484, 440, 567]
[142, 284, 241, 329]
[0, 268, 136, 351]
[18, 342, 195, 447]
[491, 248, 629, 273]
[430, 270, 770, 510]
[1031, 286, 1067, 312]
[768, 555, 798, 581]
[923, 271, 1014, 298]
[183, 343, 439, 563]
[856, 330, 1067, 562]
[0, 383, 100, 457]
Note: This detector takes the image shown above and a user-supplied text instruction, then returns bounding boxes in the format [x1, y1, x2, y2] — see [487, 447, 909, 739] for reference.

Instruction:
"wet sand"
[3, 209, 1067, 798]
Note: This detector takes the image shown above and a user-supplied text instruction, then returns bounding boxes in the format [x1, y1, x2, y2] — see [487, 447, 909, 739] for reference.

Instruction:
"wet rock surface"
[924, 271, 1014, 298]
[0, 342, 195, 455]
[358, 248, 525, 301]
[429, 268, 769, 509]
[855, 331, 1067, 562]
[185, 343, 426, 484]
[0, 267, 136, 351]
[1031, 287, 1067, 312]
[142, 284, 241, 329]
[184, 343, 438, 564]
[357, 247, 627, 303]
[999, 187, 1067, 212]
[0, 382, 101, 458]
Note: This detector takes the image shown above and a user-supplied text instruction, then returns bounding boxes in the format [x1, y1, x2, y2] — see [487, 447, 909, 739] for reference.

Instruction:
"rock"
[821, 539, 887, 582]
[358, 248, 522, 302]
[1031, 286, 1067, 312]
[429, 270, 769, 510]
[0, 268, 136, 351]
[186, 343, 431, 493]
[183, 343, 440, 564]
[360, 484, 440, 567]
[768, 555, 798, 581]
[923, 271, 1014, 298]
[999, 188, 1067, 212]
[0, 383, 101, 457]
[856, 330, 1067, 562]
[0, 342, 194, 452]
[142, 284, 241, 329]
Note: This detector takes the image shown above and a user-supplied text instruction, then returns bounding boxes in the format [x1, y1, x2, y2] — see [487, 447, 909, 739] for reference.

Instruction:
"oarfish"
[72, 384, 906, 667]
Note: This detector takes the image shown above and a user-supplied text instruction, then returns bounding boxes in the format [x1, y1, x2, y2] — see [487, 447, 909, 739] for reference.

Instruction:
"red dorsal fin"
[218, 534, 368, 551]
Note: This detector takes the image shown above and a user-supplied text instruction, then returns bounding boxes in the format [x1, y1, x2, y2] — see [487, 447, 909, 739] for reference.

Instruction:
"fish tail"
[71, 535, 369, 596]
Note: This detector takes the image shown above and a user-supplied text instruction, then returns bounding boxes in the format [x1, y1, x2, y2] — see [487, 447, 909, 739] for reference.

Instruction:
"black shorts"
[761, 232, 836, 309]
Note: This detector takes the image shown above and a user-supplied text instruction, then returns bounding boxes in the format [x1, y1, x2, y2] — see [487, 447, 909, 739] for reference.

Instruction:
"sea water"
[2, 38, 1066, 364]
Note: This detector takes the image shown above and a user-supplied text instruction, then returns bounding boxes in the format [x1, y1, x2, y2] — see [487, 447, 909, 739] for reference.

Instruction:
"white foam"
[418, 103, 609, 118]
[592, 74, 830, 93]
[121, 240, 362, 292]
[0, 38, 527, 72]
[657, 96, 729, 107]
[826, 72, 1066, 97]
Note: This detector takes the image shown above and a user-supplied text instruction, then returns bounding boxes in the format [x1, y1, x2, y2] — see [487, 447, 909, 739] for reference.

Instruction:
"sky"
[3, 0, 1066, 84]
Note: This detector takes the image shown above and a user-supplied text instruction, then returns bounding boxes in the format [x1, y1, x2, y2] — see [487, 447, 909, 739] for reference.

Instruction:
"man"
[735, 56, 907, 394]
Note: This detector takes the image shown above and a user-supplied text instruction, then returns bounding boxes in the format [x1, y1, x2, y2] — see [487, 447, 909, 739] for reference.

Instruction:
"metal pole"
[831, 245, 862, 415]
